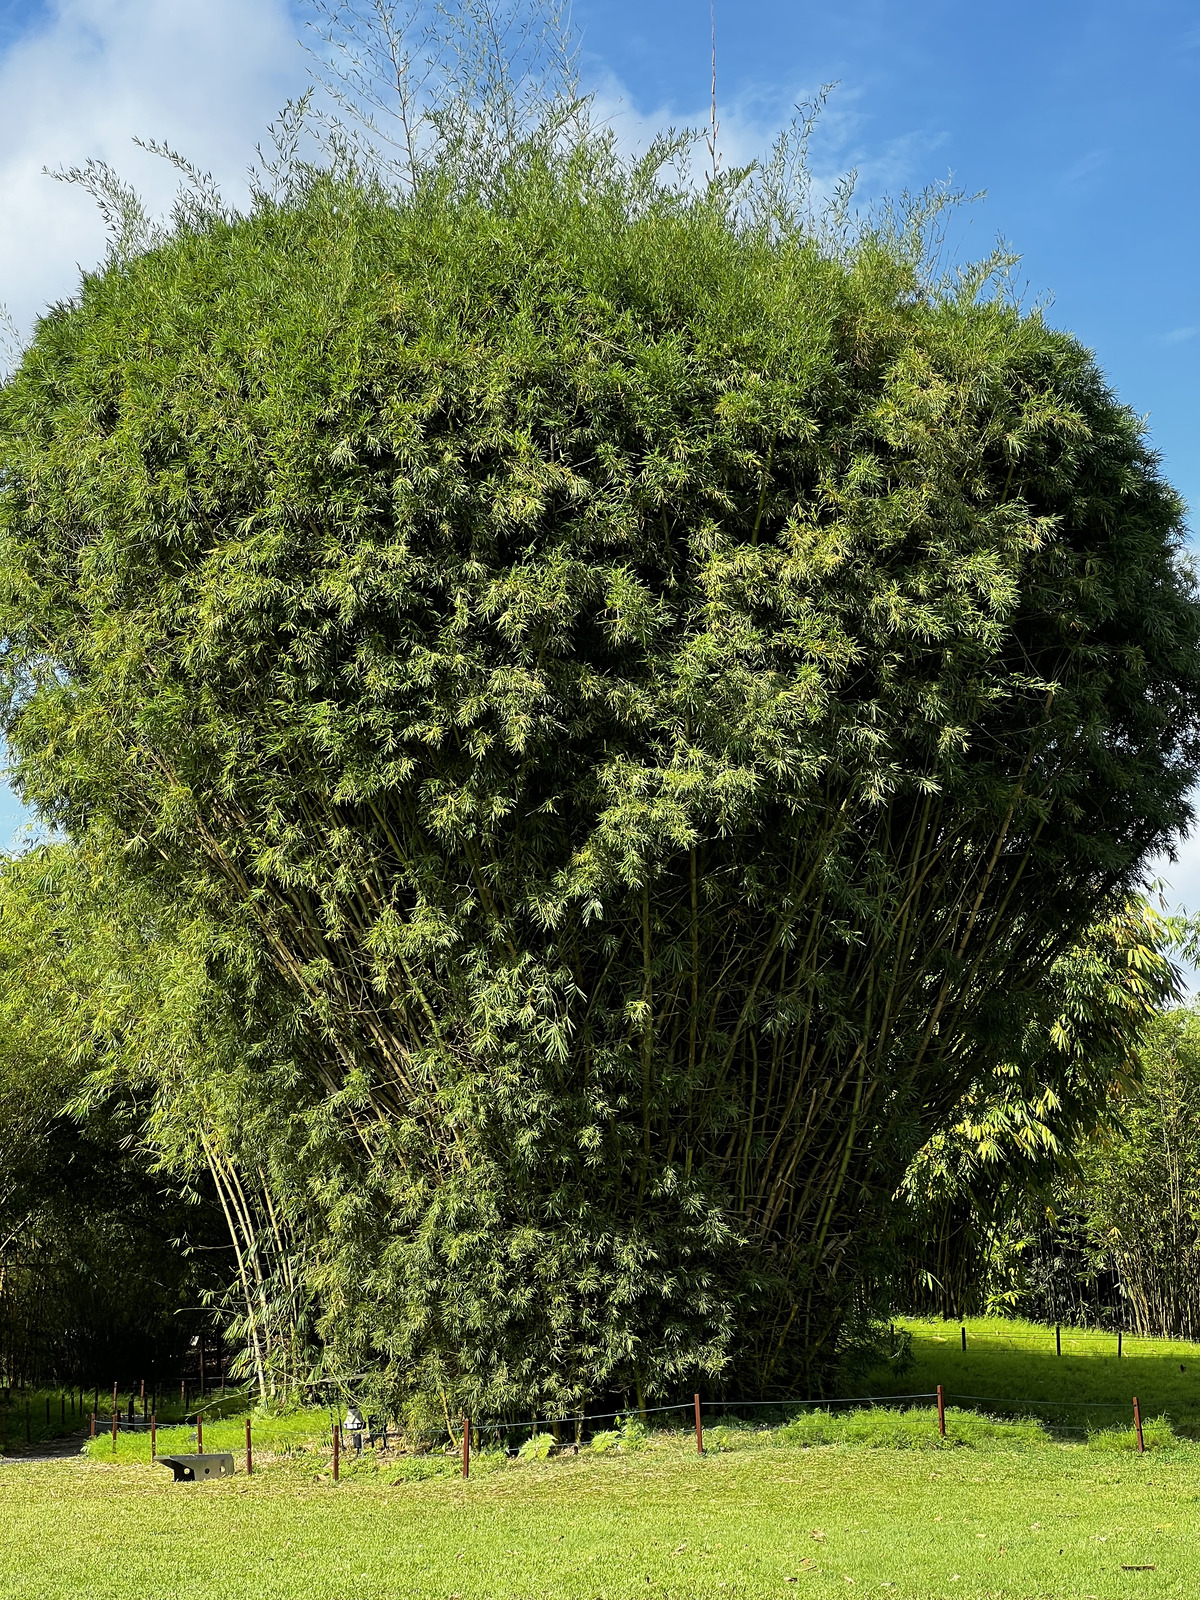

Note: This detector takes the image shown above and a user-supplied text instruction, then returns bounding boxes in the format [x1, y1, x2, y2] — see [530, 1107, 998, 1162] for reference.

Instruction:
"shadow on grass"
[862, 1315, 1200, 1434]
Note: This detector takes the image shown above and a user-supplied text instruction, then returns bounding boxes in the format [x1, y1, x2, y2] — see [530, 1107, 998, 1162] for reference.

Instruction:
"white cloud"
[585, 68, 946, 213]
[1160, 325, 1199, 346]
[0, 0, 303, 343]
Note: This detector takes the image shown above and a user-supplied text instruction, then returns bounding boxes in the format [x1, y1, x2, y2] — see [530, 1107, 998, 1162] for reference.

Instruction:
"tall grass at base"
[779, 1406, 1048, 1451]
[702, 1405, 1176, 1454]
[79, 1397, 1189, 1470]
[1084, 1416, 1175, 1451]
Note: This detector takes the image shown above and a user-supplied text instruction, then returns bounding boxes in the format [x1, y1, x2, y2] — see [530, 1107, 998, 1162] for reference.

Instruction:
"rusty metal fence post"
[197, 1415, 203, 1455]
[246, 1416, 253, 1476]
[151, 1415, 156, 1461]
[462, 1415, 470, 1478]
[694, 1394, 703, 1454]
[937, 1385, 946, 1439]
[332, 1422, 340, 1482]
[1133, 1396, 1145, 1453]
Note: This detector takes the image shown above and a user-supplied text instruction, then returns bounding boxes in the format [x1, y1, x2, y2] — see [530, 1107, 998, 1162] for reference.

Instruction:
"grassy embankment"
[870, 1314, 1200, 1433]
[4, 1317, 1200, 1598]
[0, 1383, 251, 1451]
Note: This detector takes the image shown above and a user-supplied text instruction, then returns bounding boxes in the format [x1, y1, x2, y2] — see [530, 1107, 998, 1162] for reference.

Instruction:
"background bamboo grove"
[1, 2, 1199, 1417]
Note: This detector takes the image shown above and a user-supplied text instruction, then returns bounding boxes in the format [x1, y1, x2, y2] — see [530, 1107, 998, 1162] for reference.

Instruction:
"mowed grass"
[870, 1316, 1200, 1432]
[8, 1320, 1200, 1597]
[4, 1417, 1200, 1599]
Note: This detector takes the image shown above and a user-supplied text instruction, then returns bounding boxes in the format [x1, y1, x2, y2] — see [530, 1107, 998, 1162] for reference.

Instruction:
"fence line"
[422, 1382, 1158, 1446]
[480, 1387, 1145, 1433]
[22, 1383, 1160, 1480]
[706, 1392, 939, 1410]
[947, 1391, 1129, 1411]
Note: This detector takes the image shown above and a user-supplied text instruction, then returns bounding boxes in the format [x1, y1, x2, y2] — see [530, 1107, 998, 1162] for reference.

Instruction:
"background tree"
[0, 845, 227, 1391]
[1072, 1009, 1200, 1339]
[894, 901, 1185, 1320]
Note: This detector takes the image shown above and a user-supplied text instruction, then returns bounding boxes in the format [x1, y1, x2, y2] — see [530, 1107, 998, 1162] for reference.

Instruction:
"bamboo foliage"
[899, 999, 1200, 1337]
[1081, 1009, 1200, 1341]
[1, 143, 1199, 1405]
[895, 902, 1186, 1319]
[0, 842, 301, 1393]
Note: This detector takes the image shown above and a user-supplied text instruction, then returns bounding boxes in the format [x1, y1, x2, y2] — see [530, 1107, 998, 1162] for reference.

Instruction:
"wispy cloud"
[1060, 148, 1107, 185]
[1159, 326, 1200, 345]
[587, 68, 946, 213]
[0, 0, 300, 344]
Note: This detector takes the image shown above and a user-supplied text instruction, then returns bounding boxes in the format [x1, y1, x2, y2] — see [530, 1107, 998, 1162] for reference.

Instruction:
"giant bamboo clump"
[2, 156, 1199, 1407]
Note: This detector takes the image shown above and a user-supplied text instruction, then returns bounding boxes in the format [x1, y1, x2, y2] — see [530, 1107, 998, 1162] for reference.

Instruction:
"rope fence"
[7, 1378, 1164, 1476]
[313, 1383, 1166, 1480]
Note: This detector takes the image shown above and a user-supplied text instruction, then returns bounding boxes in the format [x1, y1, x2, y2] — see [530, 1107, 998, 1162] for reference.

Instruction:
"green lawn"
[78, 1401, 332, 1465]
[3, 1417, 1200, 1599]
[869, 1316, 1200, 1432]
[7, 1319, 1200, 1598]
[0, 1384, 251, 1451]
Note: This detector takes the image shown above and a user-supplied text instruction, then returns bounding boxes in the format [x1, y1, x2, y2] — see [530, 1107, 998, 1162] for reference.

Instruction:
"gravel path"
[0, 1432, 89, 1465]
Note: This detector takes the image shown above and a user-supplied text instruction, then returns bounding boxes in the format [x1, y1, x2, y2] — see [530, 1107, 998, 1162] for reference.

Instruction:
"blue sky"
[0, 0, 1197, 905]
[575, 0, 1199, 521]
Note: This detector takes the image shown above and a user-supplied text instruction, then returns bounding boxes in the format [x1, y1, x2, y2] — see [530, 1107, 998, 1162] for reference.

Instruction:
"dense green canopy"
[2, 156, 1198, 1407]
